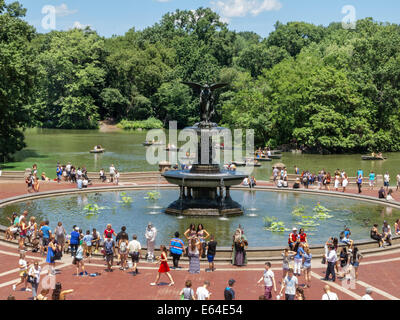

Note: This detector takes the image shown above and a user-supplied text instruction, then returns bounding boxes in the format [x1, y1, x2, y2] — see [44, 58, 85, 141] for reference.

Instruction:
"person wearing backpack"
[104, 234, 115, 272]
[224, 279, 236, 300]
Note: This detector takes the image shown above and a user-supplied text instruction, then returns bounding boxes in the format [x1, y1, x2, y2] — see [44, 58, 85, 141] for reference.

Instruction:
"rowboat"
[254, 157, 272, 162]
[142, 141, 165, 146]
[165, 148, 180, 152]
[90, 149, 105, 153]
[268, 154, 282, 159]
[361, 155, 386, 161]
[231, 161, 246, 167]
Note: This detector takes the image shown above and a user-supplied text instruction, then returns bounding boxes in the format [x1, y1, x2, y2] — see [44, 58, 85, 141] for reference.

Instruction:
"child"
[82, 230, 93, 262]
[206, 235, 217, 272]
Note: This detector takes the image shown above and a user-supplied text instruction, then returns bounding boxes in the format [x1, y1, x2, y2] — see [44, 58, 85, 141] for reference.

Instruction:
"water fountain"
[162, 82, 247, 216]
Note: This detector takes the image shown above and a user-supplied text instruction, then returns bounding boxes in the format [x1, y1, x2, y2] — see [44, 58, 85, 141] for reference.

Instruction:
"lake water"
[3, 128, 400, 183]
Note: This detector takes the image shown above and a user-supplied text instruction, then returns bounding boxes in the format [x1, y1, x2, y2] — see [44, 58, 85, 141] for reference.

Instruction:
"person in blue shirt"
[56, 165, 62, 183]
[224, 279, 236, 300]
[70, 226, 81, 257]
[40, 221, 51, 254]
[169, 232, 184, 269]
[293, 241, 304, 277]
[369, 171, 376, 190]
[82, 230, 93, 261]
[77, 176, 83, 189]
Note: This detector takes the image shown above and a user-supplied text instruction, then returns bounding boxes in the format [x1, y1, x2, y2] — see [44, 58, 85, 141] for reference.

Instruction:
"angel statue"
[182, 82, 228, 123]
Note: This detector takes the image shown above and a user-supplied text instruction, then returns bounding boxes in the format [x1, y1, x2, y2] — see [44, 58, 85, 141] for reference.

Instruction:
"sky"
[15, 0, 400, 38]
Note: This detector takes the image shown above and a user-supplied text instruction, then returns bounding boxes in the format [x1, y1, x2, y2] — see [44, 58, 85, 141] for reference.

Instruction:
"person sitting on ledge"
[277, 177, 284, 188]
[370, 224, 384, 248]
[283, 177, 288, 188]
[293, 178, 300, 189]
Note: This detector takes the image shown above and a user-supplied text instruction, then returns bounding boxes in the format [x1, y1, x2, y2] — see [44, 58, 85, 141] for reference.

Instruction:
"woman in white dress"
[342, 172, 348, 192]
[334, 174, 341, 191]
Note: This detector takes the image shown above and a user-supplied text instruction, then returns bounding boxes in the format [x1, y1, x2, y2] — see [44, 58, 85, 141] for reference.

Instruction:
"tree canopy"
[2, 3, 400, 159]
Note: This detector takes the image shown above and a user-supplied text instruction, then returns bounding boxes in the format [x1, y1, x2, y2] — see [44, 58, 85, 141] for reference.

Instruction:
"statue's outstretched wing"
[210, 83, 228, 91]
[182, 82, 203, 94]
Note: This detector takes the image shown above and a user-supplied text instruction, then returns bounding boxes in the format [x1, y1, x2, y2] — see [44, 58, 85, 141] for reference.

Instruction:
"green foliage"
[263, 216, 290, 233]
[119, 192, 133, 205]
[117, 117, 163, 130]
[144, 191, 161, 201]
[84, 203, 108, 215]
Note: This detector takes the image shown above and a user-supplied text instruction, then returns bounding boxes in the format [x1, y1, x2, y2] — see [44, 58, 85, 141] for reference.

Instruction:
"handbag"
[321, 256, 326, 264]
[27, 275, 36, 284]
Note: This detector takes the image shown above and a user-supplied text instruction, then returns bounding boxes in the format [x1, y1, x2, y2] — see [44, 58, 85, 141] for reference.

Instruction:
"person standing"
[349, 246, 363, 280]
[74, 241, 87, 276]
[104, 234, 115, 272]
[196, 281, 211, 300]
[342, 172, 348, 192]
[322, 285, 339, 300]
[150, 245, 174, 286]
[82, 230, 93, 262]
[293, 241, 304, 277]
[224, 279, 236, 300]
[128, 234, 141, 276]
[206, 235, 217, 272]
[179, 280, 195, 300]
[145, 222, 157, 262]
[232, 228, 248, 266]
[40, 220, 51, 255]
[54, 222, 66, 253]
[118, 233, 129, 271]
[279, 268, 298, 300]
[396, 173, 400, 191]
[169, 232, 184, 269]
[56, 165, 62, 183]
[324, 245, 337, 282]
[384, 172, 390, 191]
[357, 174, 363, 194]
[188, 238, 201, 274]
[109, 164, 116, 183]
[302, 246, 312, 288]
[257, 262, 276, 300]
[70, 226, 80, 257]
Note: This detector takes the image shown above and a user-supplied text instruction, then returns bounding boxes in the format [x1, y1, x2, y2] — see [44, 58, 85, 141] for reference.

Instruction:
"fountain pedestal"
[162, 122, 246, 216]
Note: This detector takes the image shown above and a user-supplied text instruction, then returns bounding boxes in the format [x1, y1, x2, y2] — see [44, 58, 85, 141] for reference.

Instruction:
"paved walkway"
[0, 180, 399, 300]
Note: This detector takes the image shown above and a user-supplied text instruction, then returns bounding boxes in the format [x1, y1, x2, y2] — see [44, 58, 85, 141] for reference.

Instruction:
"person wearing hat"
[224, 279, 236, 300]
[288, 228, 298, 250]
[293, 178, 300, 189]
[361, 287, 374, 300]
[145, 222, 157, 262]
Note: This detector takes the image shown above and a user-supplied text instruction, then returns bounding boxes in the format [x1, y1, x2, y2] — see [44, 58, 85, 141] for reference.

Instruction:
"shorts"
[42, 238, 50, 246]
[369, 180, 375, 186]
[19, 271, 27, 277]
[207, 255, 215, 263]
[106, 253, 114, 262]
[130, 252, 140, 263]
[384, 181, 389, 187]
[20, 234, 26, 239]
[351, 262, 359, 267]
[10, 227, 18, 234]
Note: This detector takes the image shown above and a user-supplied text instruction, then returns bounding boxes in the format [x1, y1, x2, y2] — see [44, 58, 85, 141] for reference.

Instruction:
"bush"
[117, 117, 163, 130]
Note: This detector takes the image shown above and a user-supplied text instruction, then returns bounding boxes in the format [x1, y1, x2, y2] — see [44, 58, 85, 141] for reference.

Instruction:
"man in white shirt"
[279, 268, 298, 300]
[109, 164, 115, 183]
[257, 262, 276, 300]
[384, 172, 390, 190]
[361, 287, 374, 300]
[145, 223, 157, 262]
[19, 210, 28, 227]
[196, 281, 211, 300]
[322, 285, 339, 300]
[128, 234, 141, 276]
[324, 245, 337, 282]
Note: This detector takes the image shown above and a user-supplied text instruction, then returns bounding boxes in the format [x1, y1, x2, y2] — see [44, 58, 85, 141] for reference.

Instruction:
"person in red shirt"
[103, 224, 117, 240]
[288, 228, 298, 250]
[298, 228, 307, 244]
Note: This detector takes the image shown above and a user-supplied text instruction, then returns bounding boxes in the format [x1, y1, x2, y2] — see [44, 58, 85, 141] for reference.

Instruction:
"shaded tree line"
[2, 2, 400, 161]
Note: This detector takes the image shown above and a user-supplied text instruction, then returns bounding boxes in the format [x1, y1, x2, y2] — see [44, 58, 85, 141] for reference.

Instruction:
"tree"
[0, 1, 36, 161]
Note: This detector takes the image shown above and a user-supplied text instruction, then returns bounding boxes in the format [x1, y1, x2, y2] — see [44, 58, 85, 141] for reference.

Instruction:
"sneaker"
[79, 272, 84, 276]
[25, 288, 32, 292]
[84, 271, 88, 275]
[150, 283, 156, 286]
[12, 284, 16, 291]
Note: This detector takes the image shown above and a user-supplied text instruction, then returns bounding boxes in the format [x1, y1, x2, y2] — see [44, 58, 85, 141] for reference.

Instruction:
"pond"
[0, 189, 398, 247]
[2, 128, 400, 184]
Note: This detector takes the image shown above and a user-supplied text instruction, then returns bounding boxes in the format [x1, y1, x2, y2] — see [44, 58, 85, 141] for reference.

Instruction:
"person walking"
[109, 164, 116, 183]
[361, 288, 374, 300]
[74, 241, 88, 276]
[12, 252, 30, 292]
[150, 245, 174, 286]
[28, 261, 41, 299]
[293, 241, 304, 277]
[54, 222, 66, 253]
[196, 281, 211, 300]
[46, 236, 58, 275]
[169, 232, 184, 269]
[118, 233, 129, 270]
[324, 245, 337, 282]
[224, 279, 236, 300]
[145, 222, 157, 262]
[70, 226, 80, 257]
[128, 234, 141, 276]
[281, 248, 296, 279]
[356, 174, 363, 194]
[257, 262, 276, 300]
[179, 280, 195, 300]
[279, 268, 298, 300]
[321, 285, 339, 300]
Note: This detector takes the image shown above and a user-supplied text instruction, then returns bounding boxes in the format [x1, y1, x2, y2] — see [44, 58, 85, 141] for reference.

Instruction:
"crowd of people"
[271, 166, 400, 200]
